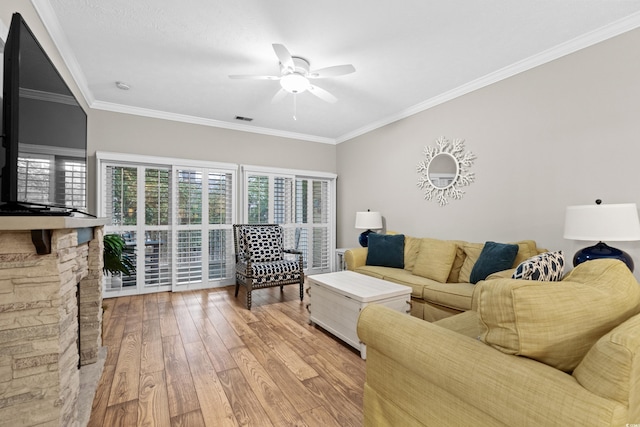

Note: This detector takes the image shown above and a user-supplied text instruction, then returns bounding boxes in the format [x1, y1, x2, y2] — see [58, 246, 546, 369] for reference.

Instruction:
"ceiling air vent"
[235, 116, 253, 122]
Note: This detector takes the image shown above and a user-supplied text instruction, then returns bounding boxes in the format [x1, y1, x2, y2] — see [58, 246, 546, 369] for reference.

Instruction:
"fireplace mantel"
[0, 215, 107, 230]
[0, 217, 108, 426]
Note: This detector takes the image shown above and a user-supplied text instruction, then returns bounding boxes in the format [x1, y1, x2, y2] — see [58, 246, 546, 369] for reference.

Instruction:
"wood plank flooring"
[88, 284, 365, 426]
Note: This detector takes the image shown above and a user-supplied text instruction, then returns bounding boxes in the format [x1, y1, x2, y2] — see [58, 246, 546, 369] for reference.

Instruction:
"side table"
[335, 247, 348, 271]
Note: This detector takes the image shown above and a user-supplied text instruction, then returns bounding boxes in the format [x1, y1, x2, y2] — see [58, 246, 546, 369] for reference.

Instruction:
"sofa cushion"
[469, 241, 519, 284]
[403, 235, 422, 272]
[366, 233, 404, 268]
[412, 238, 458, 282]
[434, 310, 481, 339]
[512, 251, 565, 281]
[573, 312, 640, 407]
[458, 242, 484, 283]
[421, 281, 475, 311]
[510, 240, 540, 267]
[446, 241, 467, 283]
[477, 259, 640, 372]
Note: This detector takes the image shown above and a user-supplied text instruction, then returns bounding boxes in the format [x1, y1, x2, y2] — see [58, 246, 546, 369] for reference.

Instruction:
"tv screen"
[1, 13, 87, 214]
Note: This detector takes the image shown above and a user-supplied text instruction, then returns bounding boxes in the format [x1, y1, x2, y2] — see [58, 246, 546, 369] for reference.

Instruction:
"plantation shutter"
[103, 165, 139, 290]
[98, 152, 236, 297]
[172, 166, 236, 291]
[243, 166, 335, 274]
[60, 158, 86, 208]
[18, 155, 52, 204]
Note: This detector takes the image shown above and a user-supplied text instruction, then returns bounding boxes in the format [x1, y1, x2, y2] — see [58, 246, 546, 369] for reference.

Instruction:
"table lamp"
[563, 201, 640, 271]
[355, 210, 382, 247]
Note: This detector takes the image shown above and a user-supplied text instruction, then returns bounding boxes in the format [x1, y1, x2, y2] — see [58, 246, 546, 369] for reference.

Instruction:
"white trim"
[90, 100, 335, 145]
[20, 87, 78, 106]
[96, 150, 237, 172]
[21, 143, 84, 158]
[335, 11, 640, 144]
[241, 164, 337, 180]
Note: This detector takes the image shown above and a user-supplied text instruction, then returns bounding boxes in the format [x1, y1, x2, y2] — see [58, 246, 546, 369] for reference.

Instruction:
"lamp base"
[573, 241, 634, 272]
[359, 229, 374, 247]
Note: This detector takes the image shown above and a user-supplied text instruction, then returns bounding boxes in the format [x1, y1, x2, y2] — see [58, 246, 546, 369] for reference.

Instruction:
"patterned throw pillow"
[245, 226, 284, 263]
[512, 251, 564, 281]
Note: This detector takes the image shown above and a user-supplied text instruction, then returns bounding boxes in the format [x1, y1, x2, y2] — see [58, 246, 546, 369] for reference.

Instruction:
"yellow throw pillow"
[412, 238, 458, 282]
[510, 240, 538, 267]
[403, 236, 421, 271]
[458, 242, 484, 283]
[477, 259, 640, 372]
[447, 240, 467, 283]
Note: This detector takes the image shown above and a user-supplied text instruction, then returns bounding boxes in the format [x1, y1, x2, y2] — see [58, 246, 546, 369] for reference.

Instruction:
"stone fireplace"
[0, 217, 107, 426]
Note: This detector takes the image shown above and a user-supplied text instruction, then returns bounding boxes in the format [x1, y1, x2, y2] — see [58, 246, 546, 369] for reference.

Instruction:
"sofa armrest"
[357, 305, 622, 426]
[344, 247, 368, 270]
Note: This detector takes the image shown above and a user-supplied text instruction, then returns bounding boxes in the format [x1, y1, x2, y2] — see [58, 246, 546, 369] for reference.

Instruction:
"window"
[98, 152, 236, 297]
[17, 145, 86, 209]
[242, 165, 336, 274]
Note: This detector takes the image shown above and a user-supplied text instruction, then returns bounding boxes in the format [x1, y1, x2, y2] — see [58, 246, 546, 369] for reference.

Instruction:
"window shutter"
[18, 156, 52, 204]
[243, 167, 335, 274]
[208, 172, 234, 280]
[60, 159, 86, 208]
[144, 168, 171, 288]
[99, 154, 237, 297]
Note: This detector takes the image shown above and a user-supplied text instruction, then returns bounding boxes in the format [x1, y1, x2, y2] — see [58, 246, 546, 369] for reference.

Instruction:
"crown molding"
[31, 0, 95, 107]
[91, 100, 336, 144]
[335, 11, 640, 144]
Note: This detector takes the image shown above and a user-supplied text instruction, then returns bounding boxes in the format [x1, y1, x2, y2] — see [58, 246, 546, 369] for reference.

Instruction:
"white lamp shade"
[563, 203, 640, 241]
[355, 211, 383, 230]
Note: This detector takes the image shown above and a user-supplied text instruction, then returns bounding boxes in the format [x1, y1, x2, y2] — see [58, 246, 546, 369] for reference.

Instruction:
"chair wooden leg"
[299, 282, 304, 302]
[246, 289, 252, 310]
[234, 282, 240, 297]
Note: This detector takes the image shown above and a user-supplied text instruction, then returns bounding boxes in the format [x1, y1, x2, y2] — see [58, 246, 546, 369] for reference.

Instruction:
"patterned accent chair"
[233, 224, 304, 309]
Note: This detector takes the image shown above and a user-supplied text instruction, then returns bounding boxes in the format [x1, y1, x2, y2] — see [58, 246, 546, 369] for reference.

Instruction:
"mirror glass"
[427, 153, 458, 188]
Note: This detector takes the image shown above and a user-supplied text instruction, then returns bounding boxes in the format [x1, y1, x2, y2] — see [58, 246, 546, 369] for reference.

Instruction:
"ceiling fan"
[229, 43, 355, 106]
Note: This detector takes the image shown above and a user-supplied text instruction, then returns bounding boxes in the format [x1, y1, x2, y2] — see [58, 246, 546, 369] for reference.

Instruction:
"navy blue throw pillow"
[469, 241, 519, 284]
[365, 233, 405, 268]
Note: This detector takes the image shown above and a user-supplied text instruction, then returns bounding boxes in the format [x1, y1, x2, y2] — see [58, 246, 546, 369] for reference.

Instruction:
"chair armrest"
[345, 247, 368, 270]
[357, 305, 618, 426]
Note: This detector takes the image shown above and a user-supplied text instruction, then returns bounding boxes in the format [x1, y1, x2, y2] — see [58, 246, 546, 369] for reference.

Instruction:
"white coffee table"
[306, 270, 411, 359]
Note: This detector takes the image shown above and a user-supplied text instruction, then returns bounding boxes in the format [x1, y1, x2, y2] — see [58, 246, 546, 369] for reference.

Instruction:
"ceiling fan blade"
[272, 43, 295, 72]
[271, 88, 288, 104]
[309, 64, 356, 78]
[308, 84, 337, 103]
[229, 74, 280, 80]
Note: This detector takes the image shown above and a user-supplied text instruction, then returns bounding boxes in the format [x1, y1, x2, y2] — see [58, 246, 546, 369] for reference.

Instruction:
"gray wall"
[337, 27, 640, 277]
[87, 110, 337, 211]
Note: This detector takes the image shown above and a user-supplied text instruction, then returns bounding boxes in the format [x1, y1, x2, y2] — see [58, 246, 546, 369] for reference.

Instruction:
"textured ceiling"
[27, 0, 640, 143]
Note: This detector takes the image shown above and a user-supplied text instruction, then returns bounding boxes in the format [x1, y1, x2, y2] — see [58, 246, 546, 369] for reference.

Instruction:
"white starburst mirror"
[417, 137, 476, 206]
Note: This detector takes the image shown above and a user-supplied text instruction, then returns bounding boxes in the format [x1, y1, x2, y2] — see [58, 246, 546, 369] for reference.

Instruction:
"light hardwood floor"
[88, 284, 366, 426]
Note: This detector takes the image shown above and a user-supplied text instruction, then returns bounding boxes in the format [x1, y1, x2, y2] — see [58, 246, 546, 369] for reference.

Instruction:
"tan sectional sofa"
[357, 259, 640, 426]
[345, 235, 546, 321]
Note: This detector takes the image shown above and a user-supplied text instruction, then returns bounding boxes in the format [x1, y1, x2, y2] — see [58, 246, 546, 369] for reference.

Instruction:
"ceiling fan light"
[280, 73, 308, 93]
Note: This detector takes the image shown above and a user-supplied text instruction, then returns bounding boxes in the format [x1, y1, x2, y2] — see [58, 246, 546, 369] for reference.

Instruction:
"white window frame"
[96, 151, 237, 297]
[241, 164, 337, 273]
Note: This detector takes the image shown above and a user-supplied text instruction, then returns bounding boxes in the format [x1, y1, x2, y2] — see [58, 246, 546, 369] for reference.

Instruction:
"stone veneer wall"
[0, 226, 103, 427]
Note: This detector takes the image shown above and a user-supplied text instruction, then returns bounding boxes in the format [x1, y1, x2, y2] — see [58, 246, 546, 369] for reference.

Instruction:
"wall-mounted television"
[0, 12, 87, 215]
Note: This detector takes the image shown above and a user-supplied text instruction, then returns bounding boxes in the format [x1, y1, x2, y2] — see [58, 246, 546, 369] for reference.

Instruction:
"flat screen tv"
[0, 12, 87, 215]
